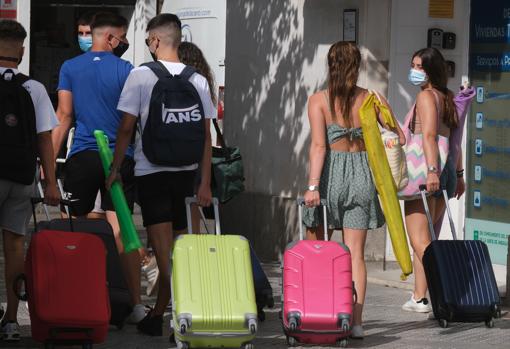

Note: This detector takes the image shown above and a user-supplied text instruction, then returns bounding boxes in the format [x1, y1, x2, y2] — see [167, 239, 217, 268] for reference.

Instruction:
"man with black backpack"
[106, 13, 215, 336]
[0, 20, 59, 341]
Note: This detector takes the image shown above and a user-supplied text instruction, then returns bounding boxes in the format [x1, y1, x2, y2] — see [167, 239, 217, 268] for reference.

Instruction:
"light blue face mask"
[78, 35, 92, 52]
[408, 68, 428, 86]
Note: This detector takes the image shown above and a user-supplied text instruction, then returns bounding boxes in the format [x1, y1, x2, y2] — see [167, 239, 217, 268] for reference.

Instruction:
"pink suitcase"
[282, 200, 354, 347]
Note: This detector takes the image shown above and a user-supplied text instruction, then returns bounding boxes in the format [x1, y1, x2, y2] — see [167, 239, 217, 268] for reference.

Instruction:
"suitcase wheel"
[438, 319, 448, 328]
[342, 322, 350, 333]
[494, 304, 502, 319]
[175, 339, 189, 349]
[286, 335, 297, 347]
[180, 324, 187, 334]
[288, 317, 298, 331]
[337, 339, 348, 348]
[485, 319, 495, 328]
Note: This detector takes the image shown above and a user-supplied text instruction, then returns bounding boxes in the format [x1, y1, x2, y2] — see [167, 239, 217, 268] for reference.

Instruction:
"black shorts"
[137, 170, 196, 229]
[62, 150, 135, 216]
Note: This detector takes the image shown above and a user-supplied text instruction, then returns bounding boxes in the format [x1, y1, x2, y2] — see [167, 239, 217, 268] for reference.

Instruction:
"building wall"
[161, 0, 227, 87]
[222, 0, 392, 261]
[17, 0, 30, 75]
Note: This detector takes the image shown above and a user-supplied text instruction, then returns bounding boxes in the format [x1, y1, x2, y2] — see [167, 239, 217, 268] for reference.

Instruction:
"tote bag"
[398, 91, 449, 200]
[370, 91, 409, 191]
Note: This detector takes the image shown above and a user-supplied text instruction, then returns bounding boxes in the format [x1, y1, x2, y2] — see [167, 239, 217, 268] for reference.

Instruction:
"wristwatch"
[307, 185, 319, 191]
[427, 165, 438, 174]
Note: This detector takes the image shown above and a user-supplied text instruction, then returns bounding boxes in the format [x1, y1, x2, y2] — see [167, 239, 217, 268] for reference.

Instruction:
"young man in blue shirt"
[51, 12, 145, 324]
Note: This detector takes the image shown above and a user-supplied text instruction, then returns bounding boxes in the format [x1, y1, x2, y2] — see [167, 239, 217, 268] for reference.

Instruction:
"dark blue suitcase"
[250, 245, 274, 321]
[420, 186, 500, 328]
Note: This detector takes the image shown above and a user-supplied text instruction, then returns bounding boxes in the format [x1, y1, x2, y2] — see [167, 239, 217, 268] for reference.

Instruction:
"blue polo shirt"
[58, 51, 134, 157]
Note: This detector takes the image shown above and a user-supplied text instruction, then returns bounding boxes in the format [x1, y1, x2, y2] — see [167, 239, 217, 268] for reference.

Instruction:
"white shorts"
[0, 178, 36, 236]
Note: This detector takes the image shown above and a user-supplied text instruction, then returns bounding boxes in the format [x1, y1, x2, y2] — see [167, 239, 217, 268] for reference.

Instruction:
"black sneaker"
[1, 320, 20, 341]
[137, 312, 163, 336]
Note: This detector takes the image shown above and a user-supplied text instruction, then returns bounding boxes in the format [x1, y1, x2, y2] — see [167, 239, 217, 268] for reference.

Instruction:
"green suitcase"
[171, 197, 257, 349]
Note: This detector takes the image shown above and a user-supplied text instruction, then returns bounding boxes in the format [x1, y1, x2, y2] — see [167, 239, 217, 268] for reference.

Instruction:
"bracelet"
[309, 177, 320, 182]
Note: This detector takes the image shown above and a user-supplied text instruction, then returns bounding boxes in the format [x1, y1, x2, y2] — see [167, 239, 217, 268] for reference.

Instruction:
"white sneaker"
[126, 304, 147, 324]
[142, 255, 159, 297]
[350, 325, 364, 339]
[1, 321, 20, 341]
[402, 296, 432, 313]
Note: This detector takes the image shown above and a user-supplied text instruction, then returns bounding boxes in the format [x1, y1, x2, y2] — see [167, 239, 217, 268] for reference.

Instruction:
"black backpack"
[0, 69, 37, 185]
[141, 61, 205, 166]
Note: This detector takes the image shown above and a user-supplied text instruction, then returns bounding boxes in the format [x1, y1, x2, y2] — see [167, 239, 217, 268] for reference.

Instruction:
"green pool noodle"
[94, 130, 141, 253]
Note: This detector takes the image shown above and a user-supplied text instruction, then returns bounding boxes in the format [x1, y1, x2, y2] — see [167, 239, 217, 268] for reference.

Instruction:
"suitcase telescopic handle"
[297, 198, 328, 241]
[30, 197, 79, 232]
[441, 189, 458, 240]
[418, 185, 457, 241]
[185, 197, 220, 235]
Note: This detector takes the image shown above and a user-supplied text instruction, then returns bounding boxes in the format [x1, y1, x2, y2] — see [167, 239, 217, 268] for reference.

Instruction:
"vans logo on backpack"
[161, 103, 202, 124]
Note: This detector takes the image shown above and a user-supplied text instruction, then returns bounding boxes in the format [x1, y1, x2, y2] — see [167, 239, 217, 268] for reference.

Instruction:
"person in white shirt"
[0, 20, 59, 341]
[106, 13, 215, 336]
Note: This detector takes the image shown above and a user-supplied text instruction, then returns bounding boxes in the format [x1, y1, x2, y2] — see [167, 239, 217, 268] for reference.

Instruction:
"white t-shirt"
[117, 61, 216, 176]
[0, 67, 58, 134]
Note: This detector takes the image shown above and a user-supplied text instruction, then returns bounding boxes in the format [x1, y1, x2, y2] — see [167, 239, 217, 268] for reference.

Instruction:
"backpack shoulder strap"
[141, 61, 173, 80]
[179, 65, 196, 81]
[15, 73, 30, 85]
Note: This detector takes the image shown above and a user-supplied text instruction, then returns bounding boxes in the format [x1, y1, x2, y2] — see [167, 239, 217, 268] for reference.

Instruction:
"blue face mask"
[78, 35, 92, 52]
[408, 68, 428, 86]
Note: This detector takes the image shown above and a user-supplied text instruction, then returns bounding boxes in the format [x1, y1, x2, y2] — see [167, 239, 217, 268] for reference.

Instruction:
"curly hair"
[327, 41, 361, 126]
[178, 42, 217, 106]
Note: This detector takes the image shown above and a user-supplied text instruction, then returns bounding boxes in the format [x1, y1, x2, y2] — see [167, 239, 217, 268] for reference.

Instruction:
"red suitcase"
[19, 199, 110, 348]
[282, 200, 354, 348]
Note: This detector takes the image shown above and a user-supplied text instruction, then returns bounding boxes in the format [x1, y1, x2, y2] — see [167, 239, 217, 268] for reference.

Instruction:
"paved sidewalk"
[1, 207, 509, 348]
[1, 262, 510, 348]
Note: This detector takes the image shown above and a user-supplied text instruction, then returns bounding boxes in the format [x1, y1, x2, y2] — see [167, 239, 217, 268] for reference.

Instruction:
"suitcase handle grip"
[13, 274, 27, 301]
[419, 185, 458, 241]
[30, 197, 79, 232]
[185, 197, 221, 235]
[296, 198, 328, 241]
[31, 197, 78, 207]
